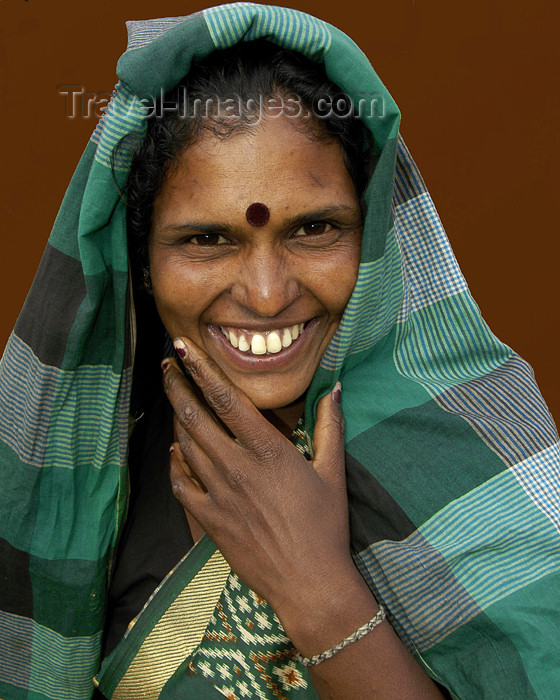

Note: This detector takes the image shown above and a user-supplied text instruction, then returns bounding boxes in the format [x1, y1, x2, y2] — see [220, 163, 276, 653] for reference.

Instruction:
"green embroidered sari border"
[95, 536, 217, 695]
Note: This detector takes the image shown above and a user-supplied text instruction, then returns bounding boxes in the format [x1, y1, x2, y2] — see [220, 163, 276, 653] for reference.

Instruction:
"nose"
[230, 248, 300, 318]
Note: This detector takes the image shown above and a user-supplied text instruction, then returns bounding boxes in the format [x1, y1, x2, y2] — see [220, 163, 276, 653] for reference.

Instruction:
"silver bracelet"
[293, 605, 387, 667]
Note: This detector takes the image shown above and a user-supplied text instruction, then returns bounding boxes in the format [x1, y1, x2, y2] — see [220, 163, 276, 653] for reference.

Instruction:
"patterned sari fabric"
[1, 4, 559, 699]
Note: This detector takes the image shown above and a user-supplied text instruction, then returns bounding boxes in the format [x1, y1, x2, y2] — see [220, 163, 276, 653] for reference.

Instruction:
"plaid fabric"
[1, 3, 558, 699]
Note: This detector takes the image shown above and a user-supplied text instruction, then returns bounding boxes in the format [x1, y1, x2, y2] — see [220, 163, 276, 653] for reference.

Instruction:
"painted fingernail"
[332, 381, 342, 405]
[173, 337, 187, 359]
[161, 359, 171, 372]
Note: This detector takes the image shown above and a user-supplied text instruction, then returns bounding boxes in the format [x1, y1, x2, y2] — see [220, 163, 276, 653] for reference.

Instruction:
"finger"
[173, 416, 216, 492]
[170, 441, 206, 491]
[169, 441, 209, 512]
[169, 441, 197, 483]
[162, 356, 234, 457]
[172, 336, 277, 451]
[312, 381, 346, 489]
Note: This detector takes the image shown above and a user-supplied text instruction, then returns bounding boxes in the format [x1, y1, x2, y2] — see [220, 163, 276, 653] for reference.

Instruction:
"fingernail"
[173, 337, 187, 359]
[332, 381, 342, 405]
[169, 444, 175, 455]
[161, 359, 171, 372]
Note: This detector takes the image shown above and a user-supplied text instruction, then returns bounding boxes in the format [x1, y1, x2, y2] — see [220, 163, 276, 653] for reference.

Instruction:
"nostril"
[230, 276, 300, 317]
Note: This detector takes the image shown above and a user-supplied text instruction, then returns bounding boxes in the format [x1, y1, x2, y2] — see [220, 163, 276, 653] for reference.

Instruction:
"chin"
[244, 391, 302, 412]
[234, 377, 309, 413]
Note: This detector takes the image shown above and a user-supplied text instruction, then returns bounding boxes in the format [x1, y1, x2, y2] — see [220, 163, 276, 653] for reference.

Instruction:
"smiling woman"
[149, 115, 362, 417]
[127, 39, 368, 425]
[1, 4, 559, 700]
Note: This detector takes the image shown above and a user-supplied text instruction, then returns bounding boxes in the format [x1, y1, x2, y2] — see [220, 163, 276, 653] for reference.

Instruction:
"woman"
[0, 4, 558, 699]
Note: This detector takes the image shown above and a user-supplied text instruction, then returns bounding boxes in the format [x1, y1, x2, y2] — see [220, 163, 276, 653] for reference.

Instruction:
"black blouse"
[101, 386, 194, 658]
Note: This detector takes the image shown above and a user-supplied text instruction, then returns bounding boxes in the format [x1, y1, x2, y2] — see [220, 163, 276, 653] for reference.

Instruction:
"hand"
[162, 339, 447, 700]
[162, 336, 355, 619]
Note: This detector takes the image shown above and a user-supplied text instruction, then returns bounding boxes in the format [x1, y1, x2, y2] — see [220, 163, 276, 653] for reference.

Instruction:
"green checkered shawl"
[1, 4, 559, 699]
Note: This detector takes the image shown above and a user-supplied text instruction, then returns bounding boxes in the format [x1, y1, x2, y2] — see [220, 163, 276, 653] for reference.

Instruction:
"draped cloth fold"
[1, 4, 558, 699]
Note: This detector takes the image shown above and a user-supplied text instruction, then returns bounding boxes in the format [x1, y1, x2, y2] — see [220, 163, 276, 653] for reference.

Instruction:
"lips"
[219, 323, 305, 355]
[206, 319, 320, 370]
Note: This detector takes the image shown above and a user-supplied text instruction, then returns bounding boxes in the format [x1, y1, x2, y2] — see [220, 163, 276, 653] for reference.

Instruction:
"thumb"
[312, 381, 346, 488]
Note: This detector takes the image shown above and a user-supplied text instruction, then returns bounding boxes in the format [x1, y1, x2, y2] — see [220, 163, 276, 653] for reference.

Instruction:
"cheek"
[317, 243, 361, 317]
[149, 258, 207, 330]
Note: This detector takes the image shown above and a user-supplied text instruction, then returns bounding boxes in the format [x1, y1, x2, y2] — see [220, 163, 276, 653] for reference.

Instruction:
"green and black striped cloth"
[1, 4, 559, 698]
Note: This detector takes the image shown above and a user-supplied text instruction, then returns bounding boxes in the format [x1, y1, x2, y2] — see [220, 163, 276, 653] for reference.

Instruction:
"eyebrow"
[161, 205, 360, 234]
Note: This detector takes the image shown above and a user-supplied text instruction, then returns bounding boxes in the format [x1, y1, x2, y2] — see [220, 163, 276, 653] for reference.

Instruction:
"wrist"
[273, 559, 380, 658]
[294, 605, 387, 667]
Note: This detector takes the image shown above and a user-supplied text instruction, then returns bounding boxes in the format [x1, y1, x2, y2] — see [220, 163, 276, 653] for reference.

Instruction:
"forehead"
[152, 116, 357, 225]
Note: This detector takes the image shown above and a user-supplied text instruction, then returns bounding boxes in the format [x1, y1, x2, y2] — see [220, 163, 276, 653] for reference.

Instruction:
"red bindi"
[245, 202, 270, 227]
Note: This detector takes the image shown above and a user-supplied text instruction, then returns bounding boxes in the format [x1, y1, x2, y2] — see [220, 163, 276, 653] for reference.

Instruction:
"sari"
[0, 3, 558, 699]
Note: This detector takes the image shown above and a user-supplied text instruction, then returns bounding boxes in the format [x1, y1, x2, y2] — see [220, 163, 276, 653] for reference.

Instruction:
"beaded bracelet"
[294, 605, 387, 667]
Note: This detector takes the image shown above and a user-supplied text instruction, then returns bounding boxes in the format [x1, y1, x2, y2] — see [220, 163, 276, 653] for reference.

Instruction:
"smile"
[219, 323, 306, 355]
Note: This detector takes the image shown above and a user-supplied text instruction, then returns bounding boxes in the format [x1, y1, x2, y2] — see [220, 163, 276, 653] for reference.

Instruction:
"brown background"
[1, 0, 558, 421]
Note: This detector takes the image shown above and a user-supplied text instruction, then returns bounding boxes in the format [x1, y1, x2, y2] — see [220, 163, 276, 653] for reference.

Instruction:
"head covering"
[1, 3, 559, 699]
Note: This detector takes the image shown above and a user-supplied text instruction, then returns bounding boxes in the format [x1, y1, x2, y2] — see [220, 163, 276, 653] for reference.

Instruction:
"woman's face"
[149, 115, 362, 412]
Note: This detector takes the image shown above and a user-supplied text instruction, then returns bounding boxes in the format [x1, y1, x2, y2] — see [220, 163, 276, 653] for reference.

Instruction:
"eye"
[293, 221, 333, 237]
[188, 233, 229, 246]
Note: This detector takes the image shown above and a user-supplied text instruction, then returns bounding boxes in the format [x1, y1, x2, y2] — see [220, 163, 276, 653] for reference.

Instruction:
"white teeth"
[266, 332, 282, 353]
[220, 323, 308, 353]
[281, 328, 292, 348]
[251, 334, 267, 355]
[238, 335, 250, 352]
